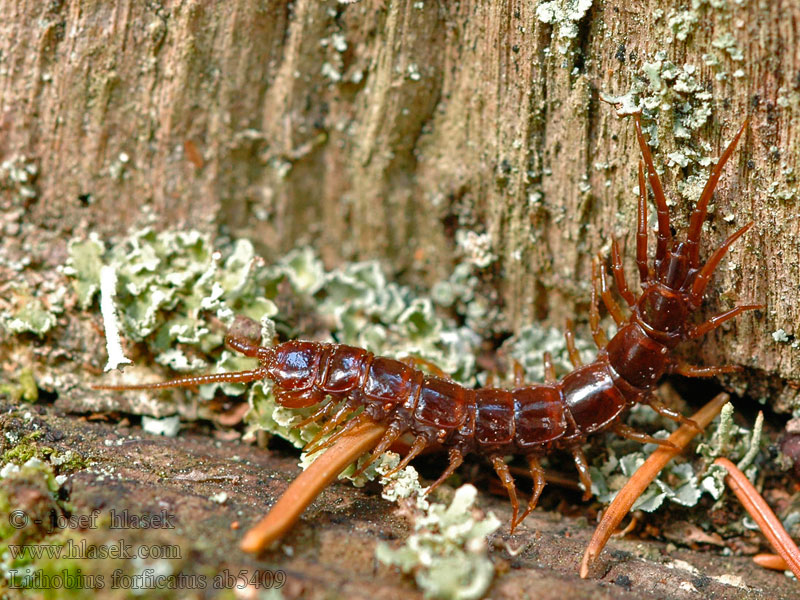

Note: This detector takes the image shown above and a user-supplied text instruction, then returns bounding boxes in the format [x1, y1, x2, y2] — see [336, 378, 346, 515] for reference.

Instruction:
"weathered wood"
[1, 0, 798, 409]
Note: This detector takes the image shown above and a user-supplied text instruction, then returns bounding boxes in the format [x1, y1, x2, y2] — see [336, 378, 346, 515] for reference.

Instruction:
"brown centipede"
[94, 112, 761, 540]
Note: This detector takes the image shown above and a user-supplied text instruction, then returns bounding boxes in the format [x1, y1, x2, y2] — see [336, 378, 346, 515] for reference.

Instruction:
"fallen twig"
[714, 457, 800, 579]
[240, 421, 387, 553]
[580, 392, 729, 578]
[753, 553, 789, 571]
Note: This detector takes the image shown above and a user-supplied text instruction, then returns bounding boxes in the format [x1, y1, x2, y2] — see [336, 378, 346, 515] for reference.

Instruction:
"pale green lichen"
[668, 10, 698, 41]
[375, 485, 500, 600]
[712, 32, 744, 62]
[590, 402, 767, 513]
[62, 235, 106, 309]
[65, 228, 279, 382]
[506, 322, 594, 385]
[0, 297, 57, 338]
[535, 0, 593, 55]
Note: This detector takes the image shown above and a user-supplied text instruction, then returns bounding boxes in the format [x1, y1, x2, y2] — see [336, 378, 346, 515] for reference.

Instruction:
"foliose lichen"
[375, 484, 500, 600]
[589, 401, 766, 514]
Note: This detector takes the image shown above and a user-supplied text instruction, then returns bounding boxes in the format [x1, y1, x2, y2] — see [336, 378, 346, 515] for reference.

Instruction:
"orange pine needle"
[714, 457, 800, 579]
[580, 392, 729, 578]
[240, 421, 387, 553]
[753, 553, 789, 572]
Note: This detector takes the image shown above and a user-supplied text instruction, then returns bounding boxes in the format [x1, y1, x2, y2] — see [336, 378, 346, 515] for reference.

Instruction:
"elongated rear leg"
[634, 113, 672, 265]
[685, 119, 749, 267]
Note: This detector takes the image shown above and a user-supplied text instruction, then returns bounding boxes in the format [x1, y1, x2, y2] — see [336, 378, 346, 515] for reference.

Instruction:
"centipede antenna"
[686, 119, 749, 268]
[92, 367, 269, 391]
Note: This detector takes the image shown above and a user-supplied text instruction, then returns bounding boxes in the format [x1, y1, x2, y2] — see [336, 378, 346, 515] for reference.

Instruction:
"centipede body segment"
[95, 113, 761, 543]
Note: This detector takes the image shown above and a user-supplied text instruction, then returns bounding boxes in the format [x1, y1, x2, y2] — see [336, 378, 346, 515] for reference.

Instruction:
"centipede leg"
[612, 423, 677, 449]
[515, 455, 546, 528]
[673, 362, 742, 377]
[636, 160, 651, 282]
[351, 421, 406, 477]
[303, 401, 355, 451]
[401, 356, 450, 379]
[305, 412, 368, 454]
[382, 435, 429, 478]
[570, 446, 593, 501]
[426, 447, 464, 494]
[689, 222, 754, 304]
[543, 352, 556, 383]
[293, 398, 336, 428]
[597, 254, 626, 326]
[491, 455, 520, 531]
[564, 319, 583, 367]
[611, 238, 636, 307]
[513, 360, 526, 387]
[645, 397, 701, 431]
[589, 260, 609, 349]
[688, 304, 764, 339]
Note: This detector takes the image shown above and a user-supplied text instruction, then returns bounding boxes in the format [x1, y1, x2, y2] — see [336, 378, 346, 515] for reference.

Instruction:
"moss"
[1, 431, 88, 473]
[0, 368, 39, 403]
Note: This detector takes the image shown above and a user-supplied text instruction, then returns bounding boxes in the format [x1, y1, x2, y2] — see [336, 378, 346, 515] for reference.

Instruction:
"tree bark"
[2, 0, 798, 410]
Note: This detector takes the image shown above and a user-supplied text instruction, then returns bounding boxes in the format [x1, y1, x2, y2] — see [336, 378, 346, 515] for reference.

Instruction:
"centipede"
[94, 112, 761, 545]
